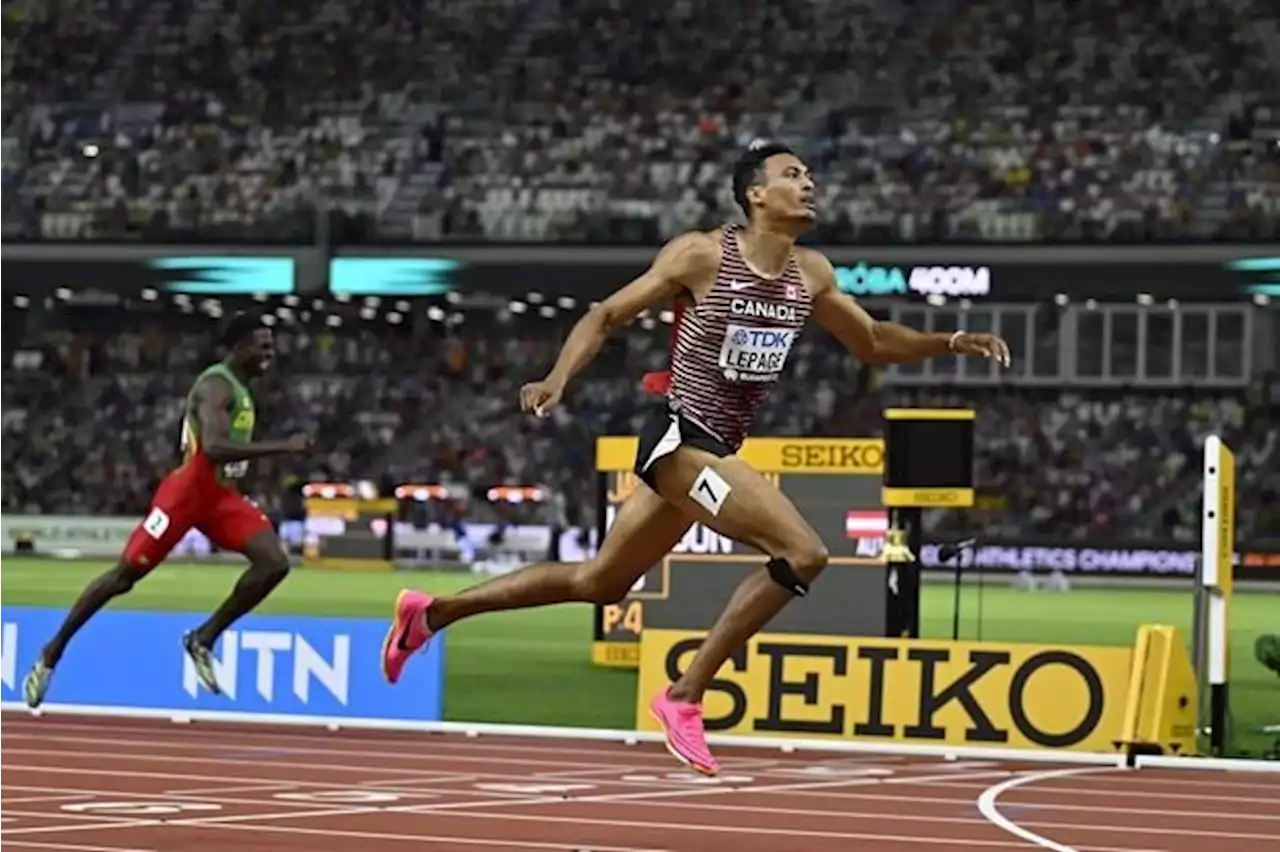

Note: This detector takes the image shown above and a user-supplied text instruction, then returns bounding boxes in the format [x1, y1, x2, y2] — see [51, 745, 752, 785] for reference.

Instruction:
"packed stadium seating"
[2, 0, 1276, 547]
[4, 0, 1277, 243]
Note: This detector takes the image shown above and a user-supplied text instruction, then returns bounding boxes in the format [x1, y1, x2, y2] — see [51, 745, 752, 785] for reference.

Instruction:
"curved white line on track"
[977, 767, 1114, 852]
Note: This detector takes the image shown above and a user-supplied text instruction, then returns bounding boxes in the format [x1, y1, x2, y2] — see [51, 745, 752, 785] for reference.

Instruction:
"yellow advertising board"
[301, 496, 397, 571]
[595, 437, 884, 474]
[1118, 625, 1200, 756]
[636, 629, 1135, 753]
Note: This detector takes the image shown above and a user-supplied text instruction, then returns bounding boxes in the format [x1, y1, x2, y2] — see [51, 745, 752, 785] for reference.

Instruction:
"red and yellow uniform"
[121, 364, 273, 570]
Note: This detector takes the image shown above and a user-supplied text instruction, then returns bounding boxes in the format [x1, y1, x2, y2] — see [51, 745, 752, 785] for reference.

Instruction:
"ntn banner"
[0, 607, 443, 722]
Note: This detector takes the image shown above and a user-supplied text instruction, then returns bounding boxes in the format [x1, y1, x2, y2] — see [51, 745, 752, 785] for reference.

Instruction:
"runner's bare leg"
[38, 563, 140, 667]
[191, 530, 291, 647]
[648, 447, 828, 702]
[424, 483, 693, 630]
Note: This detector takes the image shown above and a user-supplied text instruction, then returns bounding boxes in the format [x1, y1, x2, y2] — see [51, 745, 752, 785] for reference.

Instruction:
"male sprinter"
[382, 141, 1011, 774]
[23, 312, 312, 707]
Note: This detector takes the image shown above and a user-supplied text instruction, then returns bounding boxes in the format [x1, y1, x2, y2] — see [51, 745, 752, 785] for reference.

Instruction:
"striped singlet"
[666, 226, 812, 450]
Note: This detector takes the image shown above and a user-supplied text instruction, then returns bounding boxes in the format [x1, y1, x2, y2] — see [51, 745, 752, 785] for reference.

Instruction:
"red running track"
[2, 714, 1279, 851]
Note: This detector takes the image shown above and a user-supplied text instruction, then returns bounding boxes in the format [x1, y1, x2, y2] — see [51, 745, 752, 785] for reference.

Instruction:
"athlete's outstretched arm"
[195, 376, 309, 462]
[801, 249, 1011, 367]
[521, 231, 718, 415]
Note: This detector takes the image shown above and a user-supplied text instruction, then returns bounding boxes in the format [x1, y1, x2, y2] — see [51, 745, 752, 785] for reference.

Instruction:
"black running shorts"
[633, 406, 733, 492]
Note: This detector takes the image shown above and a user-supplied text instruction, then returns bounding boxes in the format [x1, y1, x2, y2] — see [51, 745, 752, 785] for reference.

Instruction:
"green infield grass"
[2, 559, 1275, 758]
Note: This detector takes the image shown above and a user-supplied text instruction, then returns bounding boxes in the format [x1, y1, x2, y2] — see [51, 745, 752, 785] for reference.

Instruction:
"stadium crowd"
[2, 0, 1277, 548]
[3, 0, 1278, 243]
[3, 307, 1276, 545]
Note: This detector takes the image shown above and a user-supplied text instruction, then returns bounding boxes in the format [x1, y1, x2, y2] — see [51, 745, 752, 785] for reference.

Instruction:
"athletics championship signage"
[920, 537, 1280, 580]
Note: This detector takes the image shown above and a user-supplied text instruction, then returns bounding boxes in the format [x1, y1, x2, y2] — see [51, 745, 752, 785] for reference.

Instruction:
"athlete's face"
[751, 154, 817, 225]
[239, 328, 275, 375]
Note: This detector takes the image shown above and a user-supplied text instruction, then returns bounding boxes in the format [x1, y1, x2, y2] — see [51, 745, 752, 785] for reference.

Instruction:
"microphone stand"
[940, 538, 976, 641]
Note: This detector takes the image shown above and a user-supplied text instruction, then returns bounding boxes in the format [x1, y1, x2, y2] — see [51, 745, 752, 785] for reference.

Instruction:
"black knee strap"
[766, 557, 809, 597]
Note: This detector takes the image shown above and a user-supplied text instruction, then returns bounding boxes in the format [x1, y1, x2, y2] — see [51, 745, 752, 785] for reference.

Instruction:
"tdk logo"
[730, 329, 791, 348]
[183, 630, 350, 704]
[1, 622, 16, 690]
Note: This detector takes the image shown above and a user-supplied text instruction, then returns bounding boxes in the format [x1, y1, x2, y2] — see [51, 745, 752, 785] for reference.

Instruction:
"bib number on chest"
[221, 460, 249, 479]
[718, 324, 795, 382]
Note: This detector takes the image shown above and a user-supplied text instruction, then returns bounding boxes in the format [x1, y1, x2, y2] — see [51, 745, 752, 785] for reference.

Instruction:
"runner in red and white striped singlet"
[385, 141, 1011, 780]
[665, 224, 811, 450]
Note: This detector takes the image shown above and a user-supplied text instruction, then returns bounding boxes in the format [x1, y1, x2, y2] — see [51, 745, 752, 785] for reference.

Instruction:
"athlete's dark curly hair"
[220, 311, 268, 348]
[731, 139, 797, 219]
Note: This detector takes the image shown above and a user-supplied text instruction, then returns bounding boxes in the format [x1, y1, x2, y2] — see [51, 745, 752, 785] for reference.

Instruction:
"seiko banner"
[3, 244, 1277, 302]
[636, 628, 1136, 752]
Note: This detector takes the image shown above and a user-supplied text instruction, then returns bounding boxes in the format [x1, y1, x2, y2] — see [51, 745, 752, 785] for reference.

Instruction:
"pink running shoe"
[649, 688, 720, 776]
[381, 590, 435, 685]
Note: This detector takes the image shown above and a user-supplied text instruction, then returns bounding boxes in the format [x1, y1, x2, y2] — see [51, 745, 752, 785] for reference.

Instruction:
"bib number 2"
[142, 507, 171, 539]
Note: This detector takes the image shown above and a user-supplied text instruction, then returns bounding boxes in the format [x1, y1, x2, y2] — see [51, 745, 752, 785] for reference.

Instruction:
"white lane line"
[7, 841, 160, 852]
[0, 820, 161, 837]
[977, 767, 1113, 852]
